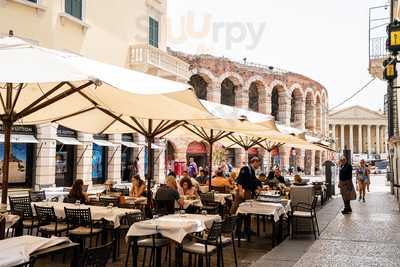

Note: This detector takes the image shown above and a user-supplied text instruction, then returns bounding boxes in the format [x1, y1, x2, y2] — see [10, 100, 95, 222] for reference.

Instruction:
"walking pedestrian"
[357, 160, 370, 202]
[338, 156, 356, 214]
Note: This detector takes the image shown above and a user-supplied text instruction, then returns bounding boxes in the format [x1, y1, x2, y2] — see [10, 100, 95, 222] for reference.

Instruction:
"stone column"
[331, 124, 336, 150]
[76, 133, 94, 185]
[280, 146, 290, 171]
[107, 134, 122, 184]
[310, 150, 316, 176]
[367, 125, 372, 155]
[376, 125, 380, 155]
[349, 124, 354, 153]
[358, 125, 363, 154]
[340, 124, 345, 151]
[35, 123, 58, 189]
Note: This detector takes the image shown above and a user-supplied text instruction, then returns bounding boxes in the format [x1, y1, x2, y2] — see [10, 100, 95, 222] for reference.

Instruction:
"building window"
[149, 17, 159, 48]
[189, 75, 208, 100]
[65, 0, 83, 20]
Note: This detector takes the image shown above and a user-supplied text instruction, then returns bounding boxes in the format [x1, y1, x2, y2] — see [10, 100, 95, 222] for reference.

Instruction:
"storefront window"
[0, 143, 28, 184]
[92, 143, 106, 184]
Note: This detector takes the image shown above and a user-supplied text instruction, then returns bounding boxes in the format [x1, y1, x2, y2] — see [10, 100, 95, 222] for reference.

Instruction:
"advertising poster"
[0, 143, 27, 183]
[92, 144, 104, 180]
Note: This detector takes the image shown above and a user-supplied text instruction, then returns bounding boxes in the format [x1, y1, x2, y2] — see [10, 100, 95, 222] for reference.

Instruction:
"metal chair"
[182, 221, 223, 267]
[34, 205, 68, 237]
[9, 196, 37, 235]
[78, 242, 113, 267]
[64, 207, 103, 249]
[211, 186, 227, 193]
[29, 191, 46, 202]
[290, 196, 320, 240]
[199, 192, 220, 214]
[99, 196, 119, 207]
[220, 216, 239, 267]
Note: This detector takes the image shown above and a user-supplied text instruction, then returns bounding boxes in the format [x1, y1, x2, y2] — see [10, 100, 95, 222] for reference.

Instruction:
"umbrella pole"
[146, 120, 154, 217]
[208, 140, 213, 191]
[1, 83, 13, 205]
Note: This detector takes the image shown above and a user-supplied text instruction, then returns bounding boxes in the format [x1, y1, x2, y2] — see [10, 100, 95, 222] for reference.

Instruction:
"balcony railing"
[130, 44, 190, 80]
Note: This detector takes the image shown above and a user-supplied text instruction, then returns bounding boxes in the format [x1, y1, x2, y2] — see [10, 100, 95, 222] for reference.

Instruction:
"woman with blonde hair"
[357, 160, 370, 202]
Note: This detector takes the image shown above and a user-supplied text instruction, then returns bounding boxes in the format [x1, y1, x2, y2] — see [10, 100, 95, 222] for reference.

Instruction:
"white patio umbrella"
[0, 33, 215, 204]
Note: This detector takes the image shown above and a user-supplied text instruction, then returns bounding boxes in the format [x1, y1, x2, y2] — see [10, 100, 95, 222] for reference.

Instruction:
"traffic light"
[387, 21, 400, 53]
[383, 57, 397, 81]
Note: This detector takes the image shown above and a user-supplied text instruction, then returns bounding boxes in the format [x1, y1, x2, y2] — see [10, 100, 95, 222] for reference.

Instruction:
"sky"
[167, 0, 390, 112]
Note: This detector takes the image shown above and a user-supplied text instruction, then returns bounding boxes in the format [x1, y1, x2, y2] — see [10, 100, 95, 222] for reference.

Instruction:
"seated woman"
[66, 179, 88, 204]
[294, 174, 302, 184]
[178, 176, 197, 197]
[130, 174, 146, 197]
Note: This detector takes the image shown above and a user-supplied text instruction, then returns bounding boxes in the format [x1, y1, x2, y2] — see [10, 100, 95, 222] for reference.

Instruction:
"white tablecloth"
[178, 199, 203, 209]
[236, 200, 291, 222]
[199, 185, 209, 193]
[126, 214, 221, 243]
[214, 193, 233, 205]
[114, 183, 131, 190]
[0, 236, 71, 267]
[5, 214, 19, 230]
[32, 202, 140, 228]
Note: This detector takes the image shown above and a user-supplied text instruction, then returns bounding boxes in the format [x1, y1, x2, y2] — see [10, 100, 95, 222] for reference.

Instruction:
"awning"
[0, 134, 38, 144]
[56, 136, 81, 145]
[93, 139, 118, 147]
[121, 141, 142, 148]
[137, 142, 164, 149]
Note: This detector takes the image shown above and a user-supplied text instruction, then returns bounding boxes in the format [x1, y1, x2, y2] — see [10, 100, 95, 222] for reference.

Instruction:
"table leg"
[131, 237, 138, 267]
[271, 217, 276, 248]
[70, 246, 80, 267]
[155, 246, 162, 267]
[175, 243, 183, 267]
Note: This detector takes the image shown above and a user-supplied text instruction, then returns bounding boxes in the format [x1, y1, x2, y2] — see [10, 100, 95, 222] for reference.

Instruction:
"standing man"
[338, 156, 356, 214]
[187, 157, 198, 178]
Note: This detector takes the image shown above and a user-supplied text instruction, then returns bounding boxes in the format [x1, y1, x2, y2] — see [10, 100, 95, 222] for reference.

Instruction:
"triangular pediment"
[329, 106, 386, 120]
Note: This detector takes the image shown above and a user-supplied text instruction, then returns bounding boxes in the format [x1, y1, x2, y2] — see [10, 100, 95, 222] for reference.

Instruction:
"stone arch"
[289, 84, 305, 129]
[270, 80, 289, 124]
[305, 89, 315, 132]
[315, 93, 322, 133]
[245, 76, 267, 113]
[190, 68, 217, 102]
[189, 74, 209, 100]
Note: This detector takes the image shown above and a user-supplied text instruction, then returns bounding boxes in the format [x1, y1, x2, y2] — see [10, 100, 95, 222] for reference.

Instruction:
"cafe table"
[32, 201, 140, 229]
[214, 193, 233, 205]
[236, 199, 291, 247]
[0, 235, 78, 267]
[126, 214, 221, 267]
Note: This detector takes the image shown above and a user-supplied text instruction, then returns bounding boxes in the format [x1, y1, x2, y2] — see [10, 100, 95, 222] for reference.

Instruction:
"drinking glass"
[75, 200, 80, 206]
[201, 210, 207, 216]
[108, 202, 114, 209]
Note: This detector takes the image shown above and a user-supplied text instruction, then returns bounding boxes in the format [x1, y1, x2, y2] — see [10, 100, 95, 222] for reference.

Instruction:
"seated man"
[155, 176, 184, 211]
[268, 169, 285, 187]
[211, 169, 233, 189]
[195, 169, 209, 185]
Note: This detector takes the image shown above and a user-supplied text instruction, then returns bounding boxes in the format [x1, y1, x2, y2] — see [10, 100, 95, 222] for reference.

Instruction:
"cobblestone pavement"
[253, 174, 400, 267]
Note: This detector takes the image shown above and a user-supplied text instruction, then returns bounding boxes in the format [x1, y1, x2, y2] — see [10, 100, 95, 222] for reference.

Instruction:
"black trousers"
[343, 200, 352, 211]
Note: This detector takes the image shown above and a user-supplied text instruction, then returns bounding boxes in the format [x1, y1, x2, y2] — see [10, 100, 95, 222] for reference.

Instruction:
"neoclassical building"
[166, 52, 329, 175]
[328, 106, 388, 158]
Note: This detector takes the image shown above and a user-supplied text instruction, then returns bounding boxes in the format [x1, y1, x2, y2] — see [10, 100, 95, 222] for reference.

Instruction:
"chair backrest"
[199, 192, 215, 203]
[64, 207, 92, 228]
[206, 221, 223, 242]
[125, 212, 145, 226]
[311, 195, 318, 210]
[29, 191, 46, 202]
[155, 200, 175, 215]
[0, 215, 5, 240]
[9, 196, 33, 218]
[99, 196, 119, 207]
[211, 186, 226, 193]
[34, 205, 57, 226]
[112, 188, 129, 196]
[79, 242, 113, 267]
[221, 216, 239, 234]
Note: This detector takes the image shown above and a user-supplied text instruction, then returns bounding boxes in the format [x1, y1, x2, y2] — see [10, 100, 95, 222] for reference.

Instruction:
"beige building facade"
[328, 106, 388, 158]
[0, 0, 188, 188]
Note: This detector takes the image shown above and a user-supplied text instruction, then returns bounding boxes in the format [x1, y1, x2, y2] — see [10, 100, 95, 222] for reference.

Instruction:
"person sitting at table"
[156, 176, 184, 210]
[294, 174, 302, 184]
[211, 169, 233, 191]
[66, 179, 88, 204]
[269, 168, 285, 184]
[195, 168, 209, 185]
[178, 176, 198, 197]
[130, 174, 146, 197]
[258, 173, 268, 185]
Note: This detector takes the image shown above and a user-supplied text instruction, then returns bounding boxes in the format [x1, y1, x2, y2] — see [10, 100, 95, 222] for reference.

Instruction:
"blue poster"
[92, 144, 104, 180]
[0, 143, 27, 183]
